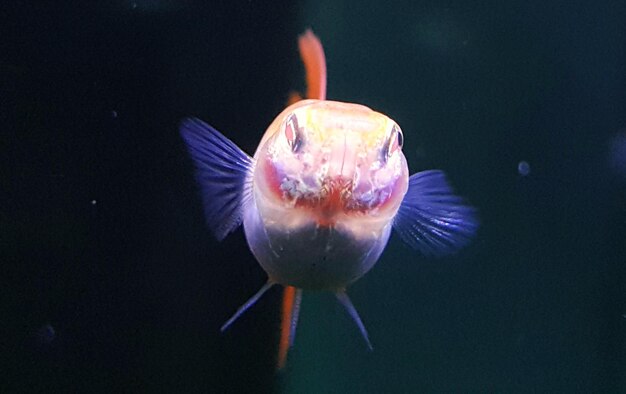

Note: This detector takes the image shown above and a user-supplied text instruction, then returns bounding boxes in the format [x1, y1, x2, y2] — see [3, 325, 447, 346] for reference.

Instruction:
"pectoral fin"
[393, 170, 478, 256]
[180, 118, 253, 241]
[335, 290, 373, 351]
[220, 281, 274, 332]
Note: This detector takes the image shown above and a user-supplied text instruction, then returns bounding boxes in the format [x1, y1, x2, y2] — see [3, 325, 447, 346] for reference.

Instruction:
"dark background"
[1, 1, 625, 392]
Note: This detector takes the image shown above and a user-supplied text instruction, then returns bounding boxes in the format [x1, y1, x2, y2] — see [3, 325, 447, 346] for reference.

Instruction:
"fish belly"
[243, 202, 390, 290]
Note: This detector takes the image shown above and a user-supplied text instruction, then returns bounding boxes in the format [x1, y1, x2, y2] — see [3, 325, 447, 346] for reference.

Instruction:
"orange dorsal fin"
[299, 29, 327, 101]
[277, 29, 328, 370]
[286, 91, 303, 106]
[285, 28, 327, 106]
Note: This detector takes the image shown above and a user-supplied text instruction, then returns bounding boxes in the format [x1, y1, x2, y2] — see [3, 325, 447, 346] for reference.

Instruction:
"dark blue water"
[2, 1, 625, 392]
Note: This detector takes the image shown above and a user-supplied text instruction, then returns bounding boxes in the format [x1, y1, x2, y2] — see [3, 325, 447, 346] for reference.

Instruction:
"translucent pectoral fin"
[180, 118, 253, 241]
[220, 281, 274, 332]
[335, 290, 373, 351]
[393, 170, 478, 256]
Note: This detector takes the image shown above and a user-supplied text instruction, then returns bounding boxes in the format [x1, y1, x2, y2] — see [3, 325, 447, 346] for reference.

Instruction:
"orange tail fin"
[277, 29, 328, 370]
[277, 286, 302, 369]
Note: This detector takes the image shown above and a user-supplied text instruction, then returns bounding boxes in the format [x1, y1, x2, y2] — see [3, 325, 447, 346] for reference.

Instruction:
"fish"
[180, 29, 478, 369]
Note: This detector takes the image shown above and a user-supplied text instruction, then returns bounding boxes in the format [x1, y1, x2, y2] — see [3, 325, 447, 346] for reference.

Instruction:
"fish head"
[253, 99, 409, 234]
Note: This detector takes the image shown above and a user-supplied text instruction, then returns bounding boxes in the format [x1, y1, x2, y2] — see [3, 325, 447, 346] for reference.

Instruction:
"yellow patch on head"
[295, 101, 393, 149]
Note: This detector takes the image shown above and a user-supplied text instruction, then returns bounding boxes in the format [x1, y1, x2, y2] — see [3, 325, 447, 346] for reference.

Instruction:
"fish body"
[180, 30, 477, 368]
[246, 99, 407, 290]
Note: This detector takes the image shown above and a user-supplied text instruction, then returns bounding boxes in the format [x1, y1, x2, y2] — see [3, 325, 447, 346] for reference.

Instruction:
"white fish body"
[244, 99, 408, 290]
[180, 32, 477, 369]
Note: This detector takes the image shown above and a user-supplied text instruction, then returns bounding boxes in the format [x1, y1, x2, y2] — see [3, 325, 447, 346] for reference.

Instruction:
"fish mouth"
[277, 174, 393, 226]
[313, 176, 355, 223]
[257, 145, 407, 227]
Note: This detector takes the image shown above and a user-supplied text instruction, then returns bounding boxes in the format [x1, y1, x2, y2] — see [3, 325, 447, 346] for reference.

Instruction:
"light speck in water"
[609, 132, 626, 176]
[518, 161, 530, 176]
[37, 324, 55, 344]
[111, 110, 118, 118]
[91, 200, 97, 205]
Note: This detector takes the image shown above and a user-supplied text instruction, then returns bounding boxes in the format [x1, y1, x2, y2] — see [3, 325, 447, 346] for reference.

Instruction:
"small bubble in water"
[37, 324, 55, 344]
[609, 132, 626, 176]
[518, 161, 530, 176]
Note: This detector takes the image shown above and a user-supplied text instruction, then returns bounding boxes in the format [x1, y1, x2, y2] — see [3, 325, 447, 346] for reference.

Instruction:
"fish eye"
[394, 125, 404, 149]
[381, 125, 403, 164]
[284, 113, 303, 153]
